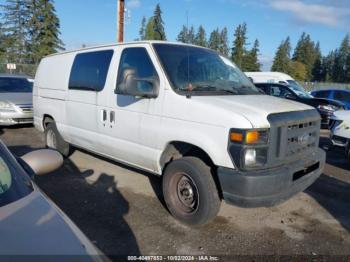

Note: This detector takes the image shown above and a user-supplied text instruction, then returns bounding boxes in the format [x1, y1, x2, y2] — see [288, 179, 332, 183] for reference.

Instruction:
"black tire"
[45, 122, 71, 157]
[162, 157, 221, 226]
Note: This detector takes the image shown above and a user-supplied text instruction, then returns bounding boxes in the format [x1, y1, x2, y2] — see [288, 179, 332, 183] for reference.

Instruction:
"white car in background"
[0, 74, 34, 126]
[329, 110, 350, 157]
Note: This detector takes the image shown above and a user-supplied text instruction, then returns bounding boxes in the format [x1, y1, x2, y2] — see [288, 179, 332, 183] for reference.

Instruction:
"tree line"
[142, 4, 350, 83]
[138, 5, 261, 72]
[0, 0, 63, 65]
[272, 33, 350, 83]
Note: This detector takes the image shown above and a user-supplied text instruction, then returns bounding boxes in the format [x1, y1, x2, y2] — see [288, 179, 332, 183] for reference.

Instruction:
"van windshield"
[287, 80, 313, 98]
[153, 44, 260, 96]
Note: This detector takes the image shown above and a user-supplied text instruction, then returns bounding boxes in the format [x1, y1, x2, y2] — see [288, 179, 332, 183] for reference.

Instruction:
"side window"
[69, 50, 114, 91]
[257, 85, 269, 94]
[314, 90, 330, 98]
[117, 47, 158, 93]
[334, 91, 350, 101]
[270, 85, 293, 98]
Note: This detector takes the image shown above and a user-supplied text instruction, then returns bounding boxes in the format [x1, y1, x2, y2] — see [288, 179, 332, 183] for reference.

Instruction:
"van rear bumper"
[217, 148, 325, 207]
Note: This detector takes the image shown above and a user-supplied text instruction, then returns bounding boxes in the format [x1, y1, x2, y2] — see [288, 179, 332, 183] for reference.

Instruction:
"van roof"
[245, 72, 293, 80]
[46, 41, 208, 58]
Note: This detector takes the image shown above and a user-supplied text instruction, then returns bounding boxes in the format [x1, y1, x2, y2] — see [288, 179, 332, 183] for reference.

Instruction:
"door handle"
[110, 111, 115, 125]
[102, 109, 107, 122]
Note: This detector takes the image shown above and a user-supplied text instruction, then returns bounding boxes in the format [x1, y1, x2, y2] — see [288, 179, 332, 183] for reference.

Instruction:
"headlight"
[0, 101, 15, 112]
[243, 148, 268, 167]
[228, 129, 269, 169]
[317, 104, 335, 112]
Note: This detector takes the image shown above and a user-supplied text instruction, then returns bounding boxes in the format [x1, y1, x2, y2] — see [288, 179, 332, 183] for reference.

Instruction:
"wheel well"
[160, 141, 222, 198]
[43, 115, 54, 129]
[160, 142, 215, 171]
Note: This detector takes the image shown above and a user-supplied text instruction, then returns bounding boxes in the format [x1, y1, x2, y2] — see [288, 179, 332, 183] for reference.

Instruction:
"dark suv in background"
[255, 82, 346, 128]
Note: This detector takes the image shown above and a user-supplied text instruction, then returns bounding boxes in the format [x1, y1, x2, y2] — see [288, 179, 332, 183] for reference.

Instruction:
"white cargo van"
[245, 71, 300, 87]
[34, 42, 325, 225]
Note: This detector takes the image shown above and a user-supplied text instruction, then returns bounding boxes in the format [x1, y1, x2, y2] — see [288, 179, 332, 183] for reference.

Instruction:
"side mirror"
[285, 93, 296, 100]
[115, 67, 159, 98]
[21, 150, 63, 176]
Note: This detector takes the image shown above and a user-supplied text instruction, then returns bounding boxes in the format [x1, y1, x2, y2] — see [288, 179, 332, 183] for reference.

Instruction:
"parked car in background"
[0, 140, 104, 258]
[245, 72, 300, 87]
[34, 41, 325, 226]
[311, 89, 350, 110]
[253, 82, 345, 128]
[0, 74, 34, 126]
[329, 110, 350, 158]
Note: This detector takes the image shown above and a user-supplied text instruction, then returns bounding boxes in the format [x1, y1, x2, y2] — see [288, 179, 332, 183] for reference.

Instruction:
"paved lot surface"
[1, 126, 350, 259]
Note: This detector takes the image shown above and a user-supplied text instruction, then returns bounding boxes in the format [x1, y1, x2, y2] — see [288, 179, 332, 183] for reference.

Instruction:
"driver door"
[97, 45, 164, 172]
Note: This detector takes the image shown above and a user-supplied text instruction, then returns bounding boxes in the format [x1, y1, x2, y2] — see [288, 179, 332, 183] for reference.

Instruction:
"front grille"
[17, 104, 33, 113]
[268, 110, 321, 165]
[286, 121, 318, 157]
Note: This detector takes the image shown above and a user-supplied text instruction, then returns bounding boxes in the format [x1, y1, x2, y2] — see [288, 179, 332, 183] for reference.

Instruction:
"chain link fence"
[0, 63, 38, 78]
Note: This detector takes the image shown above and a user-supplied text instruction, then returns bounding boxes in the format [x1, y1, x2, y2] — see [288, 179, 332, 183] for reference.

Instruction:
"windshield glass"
[0, 143, 33, 207]
[0, 77, 33, 93]
[287, 80, 313, 98]
[153, 44, 260, 96]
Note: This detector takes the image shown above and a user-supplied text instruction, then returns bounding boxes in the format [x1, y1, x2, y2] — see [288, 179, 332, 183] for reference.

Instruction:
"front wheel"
[162, 157, 221, 226]
[45, 122, 71, 157]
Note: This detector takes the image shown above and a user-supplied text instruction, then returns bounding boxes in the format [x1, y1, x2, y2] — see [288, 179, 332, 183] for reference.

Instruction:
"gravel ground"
[1, 126, 349, 260]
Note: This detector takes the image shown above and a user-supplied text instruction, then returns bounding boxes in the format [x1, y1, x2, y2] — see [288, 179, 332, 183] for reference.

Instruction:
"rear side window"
[69, 50, 114, 91]
[313, 90, 330, 98]
[334, 91, 350, 101]
[117, 47, 157, 92]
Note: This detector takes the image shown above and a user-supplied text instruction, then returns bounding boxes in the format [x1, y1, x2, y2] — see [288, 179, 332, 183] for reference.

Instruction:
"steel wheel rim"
[175, 173, 199, 214]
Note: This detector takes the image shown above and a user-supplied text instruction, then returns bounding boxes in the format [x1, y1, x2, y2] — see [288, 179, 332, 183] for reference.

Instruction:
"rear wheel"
[45, 122, 71, 157]
[162, 157, 221, 226]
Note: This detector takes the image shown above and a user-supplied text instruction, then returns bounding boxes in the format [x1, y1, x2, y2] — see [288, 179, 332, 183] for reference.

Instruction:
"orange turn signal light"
[246, 131, 260, 144]
[230, 132, 243, 142]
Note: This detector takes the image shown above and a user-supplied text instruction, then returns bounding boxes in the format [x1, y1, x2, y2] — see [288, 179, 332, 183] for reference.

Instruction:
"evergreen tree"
[333, 34, 350, 82]
[321, 51, 336, 82]
[292, 32, 317, 80]
[271, 37, 291, 73]
[194, 25, 207, 47]
[187, 26, 195, 44]
[177, 25, 188, 43]
[208, 28, 220, 51]
[152, 4, 166, 40]
[312, 42, 322, 81]
[144, 17, 155, 40]
[231, 23, 247, 68]
[0, 22, 6, 63]
[218, 27, 229, 56]
[1, 0, 31, 63]
[139, 16, 146, 40]
[27, 0, 63, 64]
[244, 39, 261, 71]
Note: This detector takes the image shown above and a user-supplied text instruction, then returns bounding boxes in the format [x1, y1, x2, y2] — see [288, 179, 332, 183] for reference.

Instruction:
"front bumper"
[0, 111, 34, 126]
[218, 148, 325, 207]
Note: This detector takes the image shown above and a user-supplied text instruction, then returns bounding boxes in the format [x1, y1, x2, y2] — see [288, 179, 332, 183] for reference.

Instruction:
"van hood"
[0, 92, 32, 105]
[192, 95, 314, 128]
